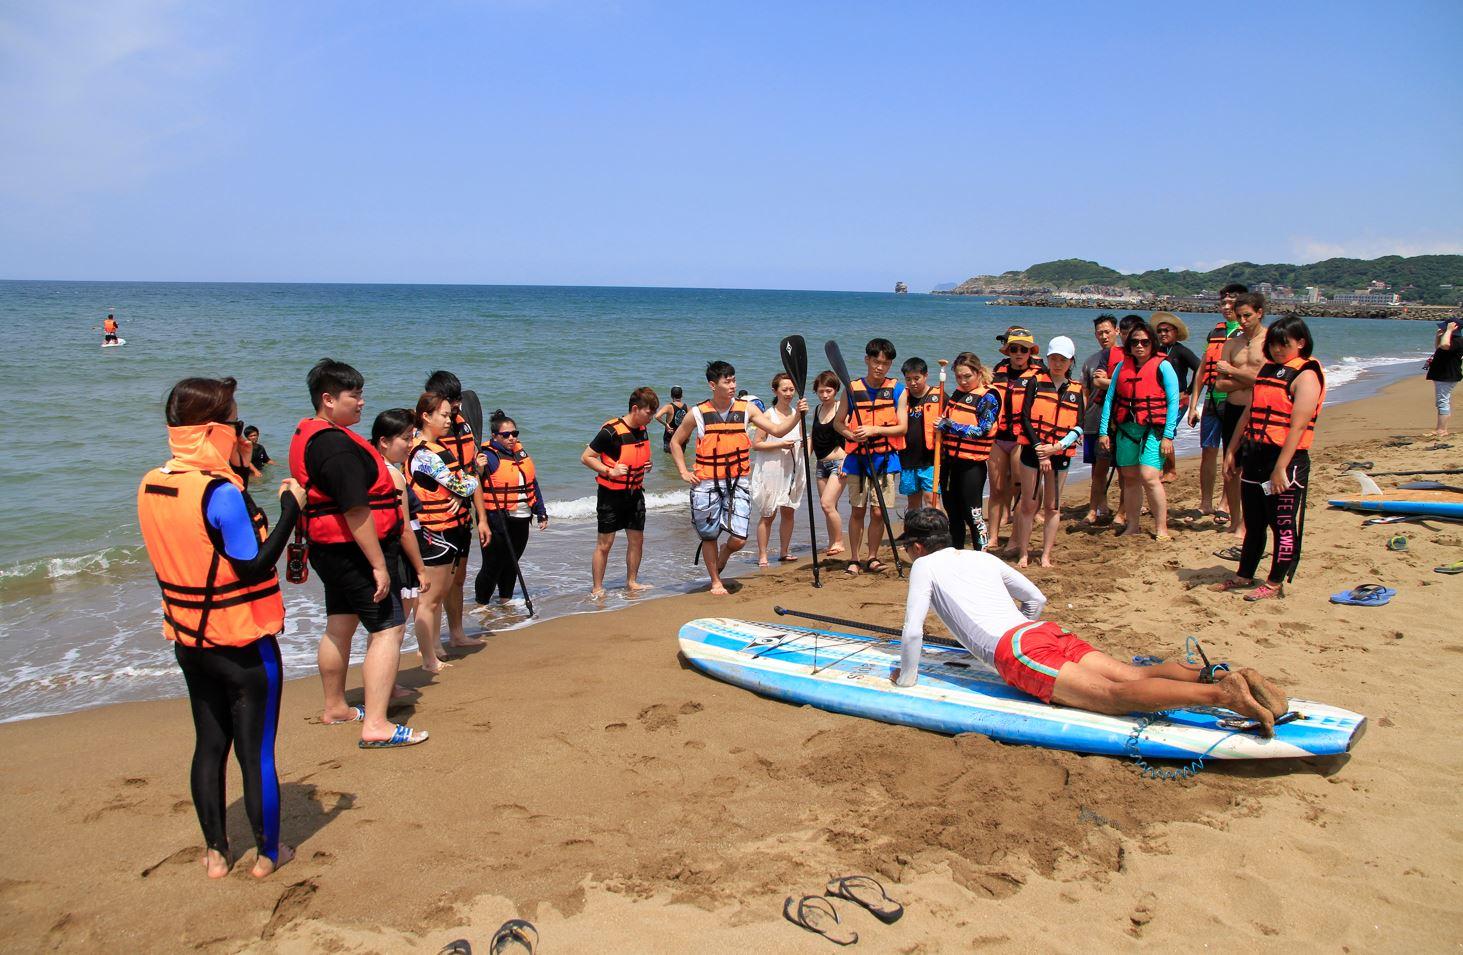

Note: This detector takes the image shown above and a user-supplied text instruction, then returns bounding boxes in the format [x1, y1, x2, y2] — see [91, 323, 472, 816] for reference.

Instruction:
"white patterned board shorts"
[690, 477, 751, 541]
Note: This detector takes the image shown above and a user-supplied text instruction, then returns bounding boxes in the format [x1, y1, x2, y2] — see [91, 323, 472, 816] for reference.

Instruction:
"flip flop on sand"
[322, 705, 365, 725]
[826, 875, 905, 924]
[489, 919, 537, 955]
[1386, 535, 1408, 551]
[1434, 561, 1463, 575]
[1339, 461, 1374, 472]
[1329, 584, 1396, 607]
[783, 896, 857, 946]
[438, 941, 472, 955]
[358, 724, 429, 749]
[1213, 545, 1245, 561]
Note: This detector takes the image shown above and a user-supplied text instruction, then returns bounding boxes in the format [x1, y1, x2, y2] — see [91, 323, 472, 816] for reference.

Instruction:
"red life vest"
[409, 437, 473, 531]
[288, 418, 403, 544]
[943, 386, 995, 462]
[1019, 373, 1084, 457]
[1245, 357, 1326, 450]
[1105, 345, 1125, 375]
[843, 377, 906, 455]
[596, 417, 652, 491]
[138, 425, 286, 648]
[694, 400, 752, 481]
[1111, 356, 1170, 429]
[484, 447, 539, 511]
[992, 359, 1043, 440]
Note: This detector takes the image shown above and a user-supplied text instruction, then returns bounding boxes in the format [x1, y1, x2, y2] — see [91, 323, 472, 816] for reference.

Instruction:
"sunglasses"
[1007, 345, 1032, 354]
[496, 430, 520, 439]
[1128, 338, 1153, 347]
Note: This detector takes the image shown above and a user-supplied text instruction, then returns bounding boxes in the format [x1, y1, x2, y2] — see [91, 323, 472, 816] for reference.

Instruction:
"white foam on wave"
[0, 545, 145, 585]
[545, 488, 685, 520]
[1323, 353, 1426, 390]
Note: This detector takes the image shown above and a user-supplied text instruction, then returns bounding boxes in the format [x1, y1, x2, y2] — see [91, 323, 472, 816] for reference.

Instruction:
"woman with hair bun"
[475, 409, 548, 607]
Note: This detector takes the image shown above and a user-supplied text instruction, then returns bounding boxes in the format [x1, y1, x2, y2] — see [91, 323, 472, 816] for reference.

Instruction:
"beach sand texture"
[1, 377, 1459, 952]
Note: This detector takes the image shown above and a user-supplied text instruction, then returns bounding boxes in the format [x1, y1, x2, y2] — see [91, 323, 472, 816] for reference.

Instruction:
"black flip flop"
[439, 941, 472, 955]
[1340, 461, 1374, 472]
[1213, 545, 1244, 561]
[489, 919, 537, 955]
[783, 896, 857, 946]
[826, 874, 905, 924]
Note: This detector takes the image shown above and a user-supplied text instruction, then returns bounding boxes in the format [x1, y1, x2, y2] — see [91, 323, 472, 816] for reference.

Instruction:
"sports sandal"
[323, 705, 365, 725]
[489, 918, 538, 955]
[783, 896, 857, 946]
[864, 558, 888, 573]
[826, 875, 905, 924]
[1244, 582, 1284, 601]
[358, 724, 429, 749]
[845, 561, 863, 576]
[1208, 578, 1254, 593]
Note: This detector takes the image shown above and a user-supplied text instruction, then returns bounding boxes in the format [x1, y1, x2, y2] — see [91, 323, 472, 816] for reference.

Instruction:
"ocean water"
[0, 281, 1433, 721]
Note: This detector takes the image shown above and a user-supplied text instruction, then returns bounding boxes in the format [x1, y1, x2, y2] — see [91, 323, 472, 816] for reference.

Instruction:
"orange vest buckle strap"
[485, 448, 540, 511]
[1112, 357, 1169, 429]
[1020, 374, 1084, 456]
[1245, 357, 1326, 449]
[694, 400, 752, 481]
[992, 360, 1043, 440]
[912, 389, 942, 449]
[843, 377, 905, 456]
[597, 418, 652, 491]
[409, 437, 472, 531]
[137, 470, 285, 648]
[943, 387, 994, 462]
[445, 411, 479, 475]
[1199, 321, 1230, 389]
[288, 418, 403, 544]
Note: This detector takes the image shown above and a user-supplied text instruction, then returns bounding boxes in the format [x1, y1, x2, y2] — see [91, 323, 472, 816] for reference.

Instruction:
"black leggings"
[174, 637, 284, 862]
[941, 457, 989, 550]
[475, 513, 531, 602]
[1238, 446, 1310, 584]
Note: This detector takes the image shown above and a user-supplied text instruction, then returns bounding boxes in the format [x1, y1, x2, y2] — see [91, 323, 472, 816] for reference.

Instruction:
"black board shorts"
[1221, 401, 1246, 453]
[1018, 446, 1072, 471]
[309, 541, 406, 633]
[597, 486, 646, 534]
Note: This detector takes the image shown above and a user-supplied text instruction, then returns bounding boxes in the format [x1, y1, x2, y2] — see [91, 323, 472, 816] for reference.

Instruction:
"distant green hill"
[945, 254, 1463, 305]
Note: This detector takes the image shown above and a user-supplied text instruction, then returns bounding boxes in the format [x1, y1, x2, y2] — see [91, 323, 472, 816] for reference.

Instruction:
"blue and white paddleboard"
[1329, 496, 1463, 519]
[679, 618, 1366, 760]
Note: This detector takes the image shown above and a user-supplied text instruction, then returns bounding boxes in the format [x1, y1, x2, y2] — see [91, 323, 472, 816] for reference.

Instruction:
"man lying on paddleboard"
[890, 508, 1285, 735]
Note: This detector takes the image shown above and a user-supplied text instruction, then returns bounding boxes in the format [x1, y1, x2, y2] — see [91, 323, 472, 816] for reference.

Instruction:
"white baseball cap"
[1046, 335, 1076, 359]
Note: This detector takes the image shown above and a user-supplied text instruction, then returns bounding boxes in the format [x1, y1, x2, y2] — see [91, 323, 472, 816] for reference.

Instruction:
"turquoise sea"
[0, 281, 1433, 721]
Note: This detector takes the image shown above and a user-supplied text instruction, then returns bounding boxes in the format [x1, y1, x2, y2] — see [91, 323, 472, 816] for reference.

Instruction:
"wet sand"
[2, 376, 1460, 952]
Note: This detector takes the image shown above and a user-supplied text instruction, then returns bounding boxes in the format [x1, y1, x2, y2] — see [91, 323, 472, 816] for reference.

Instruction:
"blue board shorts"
[1199, 398, 1224, 449]
[899, 465, 935, 495]
[1113, 422, 1166, 470]
[690, 477, 751, 541]
[1082, 433, 1111, 465]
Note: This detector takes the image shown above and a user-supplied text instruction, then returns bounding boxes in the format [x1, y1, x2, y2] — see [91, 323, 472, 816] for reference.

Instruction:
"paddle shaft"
[486, 501, 535, 617]
[780, 335, 822, 587]
[931, 360, 948, 501]
[773, 606, 962, 649]
[824, 340, 904, 577]
[1370, 467, 1463, 477]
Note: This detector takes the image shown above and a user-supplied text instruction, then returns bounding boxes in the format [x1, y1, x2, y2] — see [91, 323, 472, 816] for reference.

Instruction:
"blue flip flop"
[358, 724, 429, 749]
[1329, 584, 1396, 607]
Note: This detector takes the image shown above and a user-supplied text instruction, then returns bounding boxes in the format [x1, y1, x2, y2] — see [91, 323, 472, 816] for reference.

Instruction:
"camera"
[286, 538, 309, 584]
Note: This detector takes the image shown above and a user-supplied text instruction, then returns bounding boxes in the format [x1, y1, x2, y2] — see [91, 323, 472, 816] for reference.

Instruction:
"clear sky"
[2, 1, 1460, 290]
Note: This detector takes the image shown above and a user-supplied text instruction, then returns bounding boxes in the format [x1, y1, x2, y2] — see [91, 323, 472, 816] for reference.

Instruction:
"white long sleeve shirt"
[896, 548, 1047, 686]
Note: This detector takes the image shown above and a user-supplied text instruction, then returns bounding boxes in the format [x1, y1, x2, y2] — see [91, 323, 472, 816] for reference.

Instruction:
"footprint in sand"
[122, 777, 148, 788]
[140, 847, 200, 878]
[637, 703, 678, 731]
[261, 879, 318, 941]
[604, 722, 628, 732]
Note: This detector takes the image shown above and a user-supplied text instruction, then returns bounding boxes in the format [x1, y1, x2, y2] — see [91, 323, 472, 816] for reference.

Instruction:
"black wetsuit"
[662, 401, 687, 452]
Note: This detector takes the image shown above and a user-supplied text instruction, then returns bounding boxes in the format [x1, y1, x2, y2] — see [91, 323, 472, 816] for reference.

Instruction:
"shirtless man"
[1213, 292, 1269, 555]
[889, 508, 1284, 734]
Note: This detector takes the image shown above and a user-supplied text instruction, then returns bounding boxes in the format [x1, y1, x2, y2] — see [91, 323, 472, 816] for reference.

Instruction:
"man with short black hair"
[289, 359, 426, 748]
[581, 387, 659, 598]
[899, 356, 940, 512]
[1213, 292, 1269, 557]
[1188, 284, 1246, 525]
[1080, 315, 1118, 523]
[890, 509, 1283, 735]
[828, 338, 909, 573]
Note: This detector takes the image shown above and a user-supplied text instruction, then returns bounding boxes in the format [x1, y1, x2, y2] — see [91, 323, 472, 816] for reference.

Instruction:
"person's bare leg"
[703, 538, 729, 594]
[756, 513, 773, 565]
[360, 624, 412, 742]
[984, 446, 1009, 548]
[865, 501, 887, 565]
[778, 506, 795, 559]
[444, 559, 468, 644]
[1011, 463, 1039, 566]
[1116, 468, 1143, 536]
[251, 845, 294, 879]
[819, 474, 846, 555]
[1198, 446, 1219, 514]
[1051, 659, 1273, 734]
[847, 503, 867, 567]
[1039, 471, 1067, 566]
[1087, 456, 1111, 521]
[318, 613, 359, 723]
[1224, 462, 1244, 543]
[591, 532, 615, 597]
[1140, 465, 1169, 537]
[718, 534, 746, 572]
[625, 530, 649, 590]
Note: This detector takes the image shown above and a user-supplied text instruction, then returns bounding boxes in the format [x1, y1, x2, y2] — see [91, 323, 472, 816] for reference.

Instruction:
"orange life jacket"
[445, 411, 479, 476]
[909, 388, 942, 450]
[484, 446, 539, 511]
[1019, 373, 1084, 457]
[1111, 356, 1170, 429]
[992, 360, 1043, 440]
[103, 318, 118, 333]
[596, 417, 652, 491]
[843, 377, 905, 455]
[409, 437, 473, 531]
[694, 399, 751, 481]
[137, 425, 285, 648]
[1199, 320, 1231, 390]
[943, 386, 995, 462]
[289, 418, 403, 544]
[1245, 357, 1326, 450]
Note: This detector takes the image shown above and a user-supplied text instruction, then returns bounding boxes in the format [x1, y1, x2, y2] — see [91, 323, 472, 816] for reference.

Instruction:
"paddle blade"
[1399, 481, 1463, 493]
[824, 340, 854, 392]
[460, 389, 484, 440]
[779, 335, 809, 395]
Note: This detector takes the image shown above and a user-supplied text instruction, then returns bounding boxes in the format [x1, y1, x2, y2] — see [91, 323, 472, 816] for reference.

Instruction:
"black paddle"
[779, 335, 822, 587]
[824, 340, 904, 577]
[1371, 467, 1463, 477]
[485, 507, 535, 617]
[460, 389, 484, 448]
[773, 606, 961, 649]
[1399, 480, 1463, 493]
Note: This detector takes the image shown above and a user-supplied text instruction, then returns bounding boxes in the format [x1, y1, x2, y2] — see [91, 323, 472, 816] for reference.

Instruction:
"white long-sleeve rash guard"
[896, 548, 1047, 687]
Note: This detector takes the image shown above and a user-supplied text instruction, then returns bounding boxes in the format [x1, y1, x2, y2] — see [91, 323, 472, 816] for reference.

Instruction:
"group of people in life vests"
[134, 287, 1325, 878]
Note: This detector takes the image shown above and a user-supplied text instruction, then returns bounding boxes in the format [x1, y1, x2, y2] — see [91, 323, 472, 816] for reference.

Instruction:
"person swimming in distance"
[890, 508, 1285, 735]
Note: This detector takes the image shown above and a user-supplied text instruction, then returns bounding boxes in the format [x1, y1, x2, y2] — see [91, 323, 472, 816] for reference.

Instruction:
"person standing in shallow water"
[582, 387, 659, 598]
[137, 376, 306, 878]
[654, 386, 689, 453]
[476, 410, 548, 606]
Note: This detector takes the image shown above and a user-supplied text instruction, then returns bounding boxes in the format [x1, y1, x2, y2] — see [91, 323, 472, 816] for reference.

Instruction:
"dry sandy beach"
[2, 376, 1460, 953]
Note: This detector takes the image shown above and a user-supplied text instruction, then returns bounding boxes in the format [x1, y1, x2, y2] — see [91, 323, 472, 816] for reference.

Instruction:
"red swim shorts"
[993, 621, 1097, 703]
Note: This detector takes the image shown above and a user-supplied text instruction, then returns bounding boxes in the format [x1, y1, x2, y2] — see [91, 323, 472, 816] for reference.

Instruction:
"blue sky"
[2, 1, 1460, 290]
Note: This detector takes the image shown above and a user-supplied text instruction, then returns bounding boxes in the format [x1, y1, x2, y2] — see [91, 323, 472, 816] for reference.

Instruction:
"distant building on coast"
[1334, 290, 1402, 306]
[895, 282, 908, 294]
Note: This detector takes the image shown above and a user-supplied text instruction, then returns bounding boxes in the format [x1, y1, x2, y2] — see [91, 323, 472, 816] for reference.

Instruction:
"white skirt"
[751, 448, 807, 517]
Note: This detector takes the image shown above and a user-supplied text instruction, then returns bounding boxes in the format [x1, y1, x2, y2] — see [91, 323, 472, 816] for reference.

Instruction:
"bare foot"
[1040, 555, 1054, 568]
[1239, 668, 1288, 718]
[626, 580, 652, 592]
[1016, 555, 1029, 568]
[1114, 525, 1140, 538]
[758, 557, 769, 567]
[251, 844, 294, 879]
[709, 583, 730, 595]
[391, 684, 412, 700]
[421, 659, 453, 675]
[1217, 673, 1274, 737]
[824, 545, 845, 557]
[447, 634, 485, 648]
[1081, 509, 1098, 524]
[201, 847, 230, 879]
[779, 553, 797, 562]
